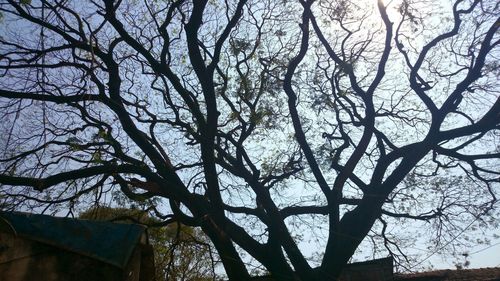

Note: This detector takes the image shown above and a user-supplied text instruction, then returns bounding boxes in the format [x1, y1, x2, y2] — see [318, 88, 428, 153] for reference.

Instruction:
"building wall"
[0, 233, 123, 281]
[338, 257, 393, 281]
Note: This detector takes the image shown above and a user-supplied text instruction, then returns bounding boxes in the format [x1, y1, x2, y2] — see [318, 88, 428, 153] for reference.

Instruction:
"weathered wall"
[0, 233, 123, 281]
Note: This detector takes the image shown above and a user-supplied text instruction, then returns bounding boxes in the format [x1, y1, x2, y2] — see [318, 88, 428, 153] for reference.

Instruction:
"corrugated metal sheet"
[0, 211, 146, 269]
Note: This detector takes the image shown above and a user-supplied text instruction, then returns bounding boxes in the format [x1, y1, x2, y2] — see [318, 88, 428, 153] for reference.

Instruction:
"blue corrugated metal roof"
[0, 211, 146, 269]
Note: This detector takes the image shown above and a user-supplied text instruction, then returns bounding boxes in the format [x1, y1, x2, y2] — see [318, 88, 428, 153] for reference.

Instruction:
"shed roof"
[395, 267, 500, 281]
[0, 211, 146, 269]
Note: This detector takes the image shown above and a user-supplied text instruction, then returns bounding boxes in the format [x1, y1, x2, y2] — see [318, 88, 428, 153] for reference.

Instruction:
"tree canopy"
[0, 0, 498, 280]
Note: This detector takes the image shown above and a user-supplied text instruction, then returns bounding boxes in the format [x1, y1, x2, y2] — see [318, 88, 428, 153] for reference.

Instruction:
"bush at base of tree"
[79, 207, 216, 281]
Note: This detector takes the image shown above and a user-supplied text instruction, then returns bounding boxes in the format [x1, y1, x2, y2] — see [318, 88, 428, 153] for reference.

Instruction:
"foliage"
[0, 0, 498, 280]
[79, 206, 215, 281]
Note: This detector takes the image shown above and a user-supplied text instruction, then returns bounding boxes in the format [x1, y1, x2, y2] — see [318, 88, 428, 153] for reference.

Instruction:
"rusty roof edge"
[394, 267, 500, 280]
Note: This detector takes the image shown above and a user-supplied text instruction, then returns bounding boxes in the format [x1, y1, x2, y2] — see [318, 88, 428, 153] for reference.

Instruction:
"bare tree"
[0, 0, 498, 280]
